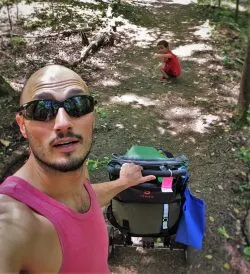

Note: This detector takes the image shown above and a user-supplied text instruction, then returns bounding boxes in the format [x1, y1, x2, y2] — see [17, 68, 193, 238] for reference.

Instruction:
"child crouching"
[153, 40, 181, 81]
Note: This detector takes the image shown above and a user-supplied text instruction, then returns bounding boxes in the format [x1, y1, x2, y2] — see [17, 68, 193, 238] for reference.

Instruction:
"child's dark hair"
[157, 40, 169, 48]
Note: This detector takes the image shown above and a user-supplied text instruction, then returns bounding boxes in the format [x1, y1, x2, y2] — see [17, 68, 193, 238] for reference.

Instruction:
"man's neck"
[14, 156, 88, 201]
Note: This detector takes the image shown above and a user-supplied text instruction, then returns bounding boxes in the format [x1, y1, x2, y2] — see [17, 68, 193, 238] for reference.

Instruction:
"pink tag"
[161, 177, 173, 192]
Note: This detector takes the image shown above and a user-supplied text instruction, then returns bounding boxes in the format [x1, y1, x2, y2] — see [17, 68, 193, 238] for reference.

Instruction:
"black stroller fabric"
[106, 146, 189, 236]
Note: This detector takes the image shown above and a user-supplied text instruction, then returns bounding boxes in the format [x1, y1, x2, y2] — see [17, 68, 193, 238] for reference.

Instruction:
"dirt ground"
[0, 0, 250, 273]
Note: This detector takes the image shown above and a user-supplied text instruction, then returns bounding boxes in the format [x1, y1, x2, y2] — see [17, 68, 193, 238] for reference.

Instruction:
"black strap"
[106, 204, 130, 234]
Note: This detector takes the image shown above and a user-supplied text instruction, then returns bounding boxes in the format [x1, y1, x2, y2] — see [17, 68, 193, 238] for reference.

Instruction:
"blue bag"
[175, 187, 206, 249]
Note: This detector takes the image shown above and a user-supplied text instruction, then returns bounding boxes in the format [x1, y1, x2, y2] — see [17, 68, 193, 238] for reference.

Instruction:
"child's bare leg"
[160, 68, 169, 79]
[158, 63, 169, 79]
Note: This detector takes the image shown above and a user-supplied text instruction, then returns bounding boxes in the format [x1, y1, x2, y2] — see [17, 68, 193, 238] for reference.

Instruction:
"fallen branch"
[0, 32, 22, 37]
[0, 27, 91, 39]
[52, 7, 118, 68]
[71, 25, 116, 67]
[235, 58, 244, 65]
[0, 50, 13, 60]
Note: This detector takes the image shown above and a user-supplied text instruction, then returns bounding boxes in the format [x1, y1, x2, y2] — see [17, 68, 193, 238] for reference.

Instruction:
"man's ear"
[16, 113, 27, 138]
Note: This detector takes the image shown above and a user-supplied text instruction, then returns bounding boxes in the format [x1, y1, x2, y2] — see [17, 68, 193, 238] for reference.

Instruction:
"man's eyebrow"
[33, 92, 54, 100]
[67, 88, 87, 96]
[32, 88, 86, 100]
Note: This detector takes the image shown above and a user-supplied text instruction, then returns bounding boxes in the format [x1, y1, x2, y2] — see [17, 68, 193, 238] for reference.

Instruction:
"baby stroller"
[106, 146, 205, 264]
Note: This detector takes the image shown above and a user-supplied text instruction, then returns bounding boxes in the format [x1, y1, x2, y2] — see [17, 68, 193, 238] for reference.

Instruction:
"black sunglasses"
[19, 95, 96, 121]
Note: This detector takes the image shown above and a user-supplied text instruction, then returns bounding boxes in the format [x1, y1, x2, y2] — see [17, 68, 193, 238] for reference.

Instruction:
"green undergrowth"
[199, 4, 249, 71]
[239, 111, 250, 165]
[86, 156, 110, 172]
[198, 3, 250, 213]
[235, 110, 250, 261]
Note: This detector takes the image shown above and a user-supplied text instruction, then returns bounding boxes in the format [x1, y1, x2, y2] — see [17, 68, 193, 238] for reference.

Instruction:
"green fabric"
[125, 145, 167, 160]
[125, 146, 169, 183]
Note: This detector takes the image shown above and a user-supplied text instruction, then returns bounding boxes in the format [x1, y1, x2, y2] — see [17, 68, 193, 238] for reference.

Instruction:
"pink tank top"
[0, 176, 110, 274]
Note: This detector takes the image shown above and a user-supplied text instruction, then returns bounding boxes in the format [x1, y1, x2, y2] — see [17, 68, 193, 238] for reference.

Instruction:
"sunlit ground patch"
[99, 79, 121, 87]
[165, 0, 197, 5]
[110, 93, 159, 106]
[117, 18, 173, 49]
[173, 43, 213, 58]
[130, 0, 167, 7]
[0, 2, 47, 22]
[163, 106, 219, 134]
[193, 20, 213, 40]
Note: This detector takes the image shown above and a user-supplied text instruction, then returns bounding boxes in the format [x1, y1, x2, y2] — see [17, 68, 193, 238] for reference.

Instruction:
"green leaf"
[218, 226, 230, 238]
[86, 156, 110, 172]
[96, 107, 108, 118]
[243, 247, 250, 257]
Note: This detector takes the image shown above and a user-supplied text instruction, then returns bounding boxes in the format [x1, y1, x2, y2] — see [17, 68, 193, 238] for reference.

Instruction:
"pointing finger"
[139, 175, 156, 184]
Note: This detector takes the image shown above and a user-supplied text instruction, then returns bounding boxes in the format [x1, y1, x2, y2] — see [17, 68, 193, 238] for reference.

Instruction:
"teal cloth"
[125, 145, 167, 160]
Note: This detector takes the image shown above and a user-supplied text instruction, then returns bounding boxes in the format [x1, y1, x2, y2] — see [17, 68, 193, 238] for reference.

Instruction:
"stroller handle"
[107, 165, 187, 177]
[111, 155, 188, 167]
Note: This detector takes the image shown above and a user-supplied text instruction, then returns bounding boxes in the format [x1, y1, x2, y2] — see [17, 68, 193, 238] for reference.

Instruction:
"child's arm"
[153, 53, 172, 59]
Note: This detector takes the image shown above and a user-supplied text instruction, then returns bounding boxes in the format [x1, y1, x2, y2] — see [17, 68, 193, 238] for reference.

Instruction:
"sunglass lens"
[65, 96, 94, 117]
[31, 100, 53, 121]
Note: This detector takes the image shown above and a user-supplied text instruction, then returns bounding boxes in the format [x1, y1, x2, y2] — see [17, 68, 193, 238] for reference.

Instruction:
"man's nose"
[53, 107, 73, 133]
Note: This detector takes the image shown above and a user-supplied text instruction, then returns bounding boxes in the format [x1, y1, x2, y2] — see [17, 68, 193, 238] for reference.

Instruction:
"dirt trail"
[86, 1, 246, 273]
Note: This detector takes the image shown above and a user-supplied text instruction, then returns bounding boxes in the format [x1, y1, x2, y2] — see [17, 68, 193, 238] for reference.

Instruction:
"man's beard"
[26, 129, 93, 172]
[32, 149, 91, 172]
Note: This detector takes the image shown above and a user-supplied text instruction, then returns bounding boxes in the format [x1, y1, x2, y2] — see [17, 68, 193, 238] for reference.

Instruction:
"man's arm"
[0, 196, 35, 273]
[91, 163, 155, 207]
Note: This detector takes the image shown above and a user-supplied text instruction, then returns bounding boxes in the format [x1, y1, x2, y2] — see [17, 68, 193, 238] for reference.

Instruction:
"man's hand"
[119, 163, 156, 188]
[92, 163, 156, 207]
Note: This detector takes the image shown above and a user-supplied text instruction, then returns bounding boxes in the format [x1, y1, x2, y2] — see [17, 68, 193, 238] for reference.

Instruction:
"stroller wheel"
[123, 234, 132, 246]
[184, 246, 199, 265]
[108, 225, 115, 259]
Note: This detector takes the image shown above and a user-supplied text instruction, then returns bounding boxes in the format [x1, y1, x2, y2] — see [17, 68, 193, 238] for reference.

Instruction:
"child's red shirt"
[163, 50, 181, 77]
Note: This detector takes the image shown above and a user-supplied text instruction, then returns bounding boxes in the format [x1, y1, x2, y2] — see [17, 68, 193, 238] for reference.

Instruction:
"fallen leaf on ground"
[0, 139, 11, 147]
[223, 263, 231, 270]
[233, 208, 239, 214]
[209, 216, 215, 222]
[205, 254, 213, 260]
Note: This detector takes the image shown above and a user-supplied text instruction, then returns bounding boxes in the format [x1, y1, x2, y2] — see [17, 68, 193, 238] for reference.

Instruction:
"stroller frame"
[106, 148, 197, 263]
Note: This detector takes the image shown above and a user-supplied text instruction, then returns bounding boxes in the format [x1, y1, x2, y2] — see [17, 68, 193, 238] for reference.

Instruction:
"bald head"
[21, 65, 89, 105]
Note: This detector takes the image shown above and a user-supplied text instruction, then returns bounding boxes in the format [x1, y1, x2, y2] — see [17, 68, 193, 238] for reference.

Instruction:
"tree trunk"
[237, 40, 250, 123]
[16, 2, 19, 21]
[0, 76, 16, 96]
[6, 4, 13, 31]
[235, 0, 239, 22]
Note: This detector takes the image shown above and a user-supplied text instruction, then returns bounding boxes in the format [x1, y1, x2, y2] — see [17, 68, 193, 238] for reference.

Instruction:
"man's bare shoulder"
[0, 194, 62, 272]
[0, 194, 40, 229]
[0, 193, 60, 244]
[0, 193, 38, 228]
[0, 194, 39, 271]
[0, 194, 40, 248]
